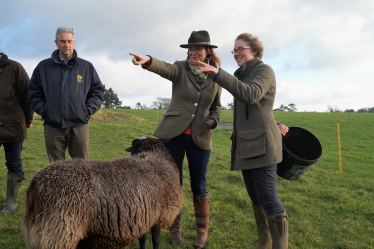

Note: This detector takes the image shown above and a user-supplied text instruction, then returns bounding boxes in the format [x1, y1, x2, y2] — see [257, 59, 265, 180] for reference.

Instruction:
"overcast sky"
[1, 0, 373, 112]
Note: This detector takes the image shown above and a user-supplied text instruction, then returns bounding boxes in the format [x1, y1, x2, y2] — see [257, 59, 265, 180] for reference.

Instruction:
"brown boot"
[253, 205, 272, 249]
[193, 193, 209, 248]
[266, 210, 290, 249]
[169, 213, 183, 245]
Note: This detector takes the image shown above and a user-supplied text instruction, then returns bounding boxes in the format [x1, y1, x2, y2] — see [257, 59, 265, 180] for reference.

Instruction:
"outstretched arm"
[130, 53, 151, 66]
[196, 61, 219, 75]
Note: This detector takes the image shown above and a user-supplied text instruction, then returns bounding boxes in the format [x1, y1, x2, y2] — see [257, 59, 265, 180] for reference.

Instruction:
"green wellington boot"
[1, 172, 24, 214]
[266, 210, 290, 249]
[252, 205, 272, 249]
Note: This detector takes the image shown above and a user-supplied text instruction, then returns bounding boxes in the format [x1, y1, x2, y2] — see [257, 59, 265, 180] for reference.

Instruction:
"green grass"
[1, 110, 373, 248]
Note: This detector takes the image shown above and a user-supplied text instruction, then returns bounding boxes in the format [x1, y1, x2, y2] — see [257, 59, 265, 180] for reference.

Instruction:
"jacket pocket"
[163, 110, 182, 116]
[203, 120, 212, 129]
[239, 126, 266, 158]
[0, 120, 22, 140]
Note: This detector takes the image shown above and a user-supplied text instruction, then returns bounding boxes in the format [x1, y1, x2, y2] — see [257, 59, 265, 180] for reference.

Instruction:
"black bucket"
[277, 127, 322, 180]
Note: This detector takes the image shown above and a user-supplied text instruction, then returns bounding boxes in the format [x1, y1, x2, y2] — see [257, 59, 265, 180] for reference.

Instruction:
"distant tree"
[221, 106, 228, 110]
[274, 104, 290, 112]
[103, 85, 122, 109]
[151, 97, 171, 109]
[227, 102, 234, 110]
[135, 102, 143, 109]
[288, 103, 297, 112]
[344, 108, 355, 113]
[118, 106, 131, 109]
[327, 105, 342, 113]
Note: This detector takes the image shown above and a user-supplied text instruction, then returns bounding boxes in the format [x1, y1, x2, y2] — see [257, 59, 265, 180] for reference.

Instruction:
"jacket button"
[192, 114, 195, 117]
[197, 92, 201, 95]
[194, 103, 198, 106]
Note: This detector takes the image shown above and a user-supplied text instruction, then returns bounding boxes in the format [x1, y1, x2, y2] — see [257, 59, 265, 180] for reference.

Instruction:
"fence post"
[337, 122, 342, 173]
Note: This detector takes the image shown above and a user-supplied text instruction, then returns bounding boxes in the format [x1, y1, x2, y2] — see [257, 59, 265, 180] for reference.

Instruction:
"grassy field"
[0, 109, 373, 248]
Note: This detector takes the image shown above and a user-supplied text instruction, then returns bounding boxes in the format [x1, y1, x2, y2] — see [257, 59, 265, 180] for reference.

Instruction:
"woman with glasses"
[130, 30, 222, 248]
[197, 33, 289, 248]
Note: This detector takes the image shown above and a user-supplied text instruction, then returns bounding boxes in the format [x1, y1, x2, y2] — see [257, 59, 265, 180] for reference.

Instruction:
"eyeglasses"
[231, 47, 250, 55]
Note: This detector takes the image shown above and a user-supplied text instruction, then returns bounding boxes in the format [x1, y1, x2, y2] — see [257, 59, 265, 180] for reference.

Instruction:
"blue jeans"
[1, 140, 24, 173]
[165, 134, 211, 195]
[242, 164, 284, 214]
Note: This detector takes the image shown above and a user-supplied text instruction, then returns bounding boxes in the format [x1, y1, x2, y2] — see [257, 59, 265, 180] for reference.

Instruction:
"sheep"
[22, 137, 183, 249]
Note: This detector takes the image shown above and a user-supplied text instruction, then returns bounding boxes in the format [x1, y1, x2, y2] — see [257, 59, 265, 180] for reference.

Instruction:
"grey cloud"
[1, 0, 373, 89]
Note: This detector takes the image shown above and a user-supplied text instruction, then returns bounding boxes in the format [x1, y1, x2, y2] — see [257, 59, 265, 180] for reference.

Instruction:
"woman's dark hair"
[235, 33, 264, 60]
[185, 47, 221, 68]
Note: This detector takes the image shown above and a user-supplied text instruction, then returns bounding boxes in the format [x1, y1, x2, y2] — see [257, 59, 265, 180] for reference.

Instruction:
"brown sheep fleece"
[22, 138, 183, 249]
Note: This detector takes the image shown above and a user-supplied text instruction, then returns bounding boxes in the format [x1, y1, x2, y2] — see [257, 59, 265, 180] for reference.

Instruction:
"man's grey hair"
[55, 26, 74, 40]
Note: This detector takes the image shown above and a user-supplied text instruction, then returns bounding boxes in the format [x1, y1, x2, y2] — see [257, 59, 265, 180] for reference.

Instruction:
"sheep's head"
[125, 137, 149, 155]
[125, 137, 169, 156]
[125, 137, 177, 170]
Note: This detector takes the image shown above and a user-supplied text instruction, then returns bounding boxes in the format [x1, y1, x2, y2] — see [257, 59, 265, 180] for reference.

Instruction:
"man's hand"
[27, 123, 33, 128]
[129, 53, 151, 66]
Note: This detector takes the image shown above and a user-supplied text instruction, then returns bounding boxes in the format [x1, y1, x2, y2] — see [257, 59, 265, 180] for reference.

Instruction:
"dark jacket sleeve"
[207, 85, 222, 129]
[214, 66, 274, 104]
[28, 65, 46, 116]
[85, 66, 104, 115]
[15, 63, 34, 125]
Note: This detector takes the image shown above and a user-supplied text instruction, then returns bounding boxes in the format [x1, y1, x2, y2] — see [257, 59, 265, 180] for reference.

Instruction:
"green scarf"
[188, 60, 208, 84]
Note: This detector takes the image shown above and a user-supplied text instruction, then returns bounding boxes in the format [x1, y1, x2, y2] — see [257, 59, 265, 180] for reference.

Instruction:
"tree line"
[273, 103, 297, 112]
[102, 86, 373, 113]
[327, 105, 374, 113]
[134, 97, 172, 110]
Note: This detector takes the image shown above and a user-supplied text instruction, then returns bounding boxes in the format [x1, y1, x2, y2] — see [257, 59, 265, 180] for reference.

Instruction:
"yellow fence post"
[337, 122, 342, 173]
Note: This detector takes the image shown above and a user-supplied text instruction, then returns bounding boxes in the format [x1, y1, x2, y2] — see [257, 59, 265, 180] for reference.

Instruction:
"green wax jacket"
[145, 57, 222, 150]
[214, 58, 282, 170]
[0, 53, 34, 143]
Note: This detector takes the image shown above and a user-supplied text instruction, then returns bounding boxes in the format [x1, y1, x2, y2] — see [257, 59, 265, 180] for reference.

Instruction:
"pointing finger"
[198, 61, 208, 66]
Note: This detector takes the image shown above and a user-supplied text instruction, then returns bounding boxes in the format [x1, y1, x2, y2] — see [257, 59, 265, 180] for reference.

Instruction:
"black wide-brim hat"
[180, 30, 218, 48]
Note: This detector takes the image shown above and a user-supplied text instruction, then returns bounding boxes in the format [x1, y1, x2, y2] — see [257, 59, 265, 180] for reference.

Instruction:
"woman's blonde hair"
[185, 47, 221, 68]
[235, 33, 264, 60]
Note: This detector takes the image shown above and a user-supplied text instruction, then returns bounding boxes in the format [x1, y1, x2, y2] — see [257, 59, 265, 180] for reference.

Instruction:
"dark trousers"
[165, 134, 211, 195]
[1, 140, 24, 173]
[242, 164, 284, 214]
[44, 124, 89, 162]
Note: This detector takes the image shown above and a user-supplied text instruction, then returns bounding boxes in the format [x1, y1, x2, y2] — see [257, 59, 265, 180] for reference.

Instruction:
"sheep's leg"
[139, 233, 146, 249]
[151, 227, 161, 249]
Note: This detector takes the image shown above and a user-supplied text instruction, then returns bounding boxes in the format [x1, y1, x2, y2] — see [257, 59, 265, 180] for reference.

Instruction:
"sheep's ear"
[125, 137, 149, 153]
[125, 141, 141, 153]
[125, 145, 137, 153]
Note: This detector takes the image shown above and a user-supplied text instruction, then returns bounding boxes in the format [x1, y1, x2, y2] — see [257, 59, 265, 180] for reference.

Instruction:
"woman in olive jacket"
[198, 33, 289, 249]
[130, 30, 222, 248]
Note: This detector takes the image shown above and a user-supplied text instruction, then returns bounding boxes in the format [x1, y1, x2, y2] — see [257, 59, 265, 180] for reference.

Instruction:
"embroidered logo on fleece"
[77, 75, 83, 83]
